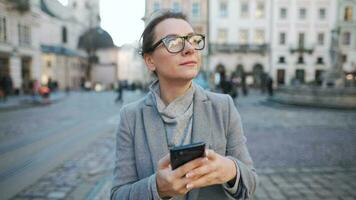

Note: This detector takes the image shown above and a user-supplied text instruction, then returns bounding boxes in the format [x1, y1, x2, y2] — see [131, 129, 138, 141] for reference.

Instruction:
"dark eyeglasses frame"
[149, 34, 205, 53]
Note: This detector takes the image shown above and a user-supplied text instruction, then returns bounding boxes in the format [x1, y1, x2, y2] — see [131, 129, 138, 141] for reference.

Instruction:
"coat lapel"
[142, 93, 169, 171]
[188, 85, 213, 200]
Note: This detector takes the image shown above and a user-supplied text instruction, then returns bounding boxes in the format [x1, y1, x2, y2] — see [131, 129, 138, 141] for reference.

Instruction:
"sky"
[58, 0, 145, 46]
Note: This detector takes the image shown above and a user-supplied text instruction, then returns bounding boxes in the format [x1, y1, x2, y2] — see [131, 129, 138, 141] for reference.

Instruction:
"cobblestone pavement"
[8, 89, 356, 199]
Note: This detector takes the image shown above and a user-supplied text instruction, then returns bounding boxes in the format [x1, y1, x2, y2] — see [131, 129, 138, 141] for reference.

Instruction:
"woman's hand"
[156, 154, 206, 198]
[184, 149, 238, 190]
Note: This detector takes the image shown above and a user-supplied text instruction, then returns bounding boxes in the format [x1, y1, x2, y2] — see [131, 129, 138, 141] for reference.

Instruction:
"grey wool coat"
[111, 84, 258, 200]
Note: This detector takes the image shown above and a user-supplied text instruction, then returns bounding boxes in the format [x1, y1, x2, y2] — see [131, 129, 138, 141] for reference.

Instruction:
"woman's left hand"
[185, 149, 238, 190]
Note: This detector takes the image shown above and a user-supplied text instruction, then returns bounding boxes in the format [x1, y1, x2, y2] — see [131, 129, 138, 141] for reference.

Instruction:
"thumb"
[205, 149, 217, 160]
[158, 153, 171, 169]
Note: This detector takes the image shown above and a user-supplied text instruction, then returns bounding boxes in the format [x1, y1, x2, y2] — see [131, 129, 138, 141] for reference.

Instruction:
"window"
[317, 57, 324, 64]
[280, 8, 287, 19]
[240, 2, 249, 18]
[0, 16, 6, 42]
[218, 29, 227, 43]
[296, 69, 305, 83]
[317, 33, 324, 45]
[344, 6, 353, 21]
[153, 2, 160, 12]
[342, 54, 347, 63]
[299, 8, 307, 19]
[255, 2, 265, 19]
[172, 2, 181, 13]
[315, 70, 324, 85]
[255, 30, 265, 44]
[298, 33, 305, 47]
[297, 56, 304, 64]
[192, 2, 200, 17]
[220, 1, 228, 17]
[239, 29, 248, 44]
[279, 32, 286, 45]
[62, 26, 67, 43]
[278, 56, 286, 63]
[343, 32, 351, 45]
[277, 69, 285, 85]
[319, 8, 326, 20]
[18, 24, 31, 46]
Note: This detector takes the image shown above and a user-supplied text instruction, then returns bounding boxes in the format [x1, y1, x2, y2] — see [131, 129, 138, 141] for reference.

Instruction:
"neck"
[158, 79, 192, 105]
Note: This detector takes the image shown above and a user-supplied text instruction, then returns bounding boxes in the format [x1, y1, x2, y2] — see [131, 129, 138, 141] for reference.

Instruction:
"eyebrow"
[163, 32, 195, 38]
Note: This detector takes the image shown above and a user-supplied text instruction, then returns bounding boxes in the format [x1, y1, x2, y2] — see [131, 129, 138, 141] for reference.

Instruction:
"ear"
[143, 54, 156, 72]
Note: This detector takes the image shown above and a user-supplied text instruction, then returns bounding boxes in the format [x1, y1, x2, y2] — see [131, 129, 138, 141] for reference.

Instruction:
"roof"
[78, 27, 116, 51]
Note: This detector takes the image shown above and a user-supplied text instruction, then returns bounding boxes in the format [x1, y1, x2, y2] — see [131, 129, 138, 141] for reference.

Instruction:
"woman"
[111, 11, 257, 200]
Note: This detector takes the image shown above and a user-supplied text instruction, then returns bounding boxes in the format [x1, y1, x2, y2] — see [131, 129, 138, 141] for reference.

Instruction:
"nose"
[181, 40, 195, 55]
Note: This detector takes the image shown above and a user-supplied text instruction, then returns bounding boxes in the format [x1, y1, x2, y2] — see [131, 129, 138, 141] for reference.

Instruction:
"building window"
[218, 29, 227, 43]
[297, 56, 304, 64]
[278, 56, 286, 63]
[153, 2, 160, 12]
[343, 32, 351, 45]
[239, 29, 248, 44]
[192, 2, 200, 17]
[298, 33, 305, 47]
[220, 1, 228, 17]
[277, 69, 285, 85]
[18, 24, 31, 46]
[316, 57, 324, 64]
[62, 26, 67, 43]
[344, 6, 353, 21]
[315, 70, 324, 85]
[319, 8, 326, 20]
[317, 33, 324, 45]
[280, 8, 287, 19]
[255, 2, 265, 19]
[172, 2, 181, 13]
[240, 2, 249, 18]
[255, 30, 265, 44]
[279, 32, 286, 45]
[0, 16, 6, 42]
[342, 54, 347, 63]
[296, 69, 305, 83]
[299, 8, 307, 19]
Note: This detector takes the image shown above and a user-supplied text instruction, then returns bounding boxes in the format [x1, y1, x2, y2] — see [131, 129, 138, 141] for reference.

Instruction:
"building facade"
[339, 0, 356, 86]
[271, 0, 337, 86]
[0, 0, 41, 93]
[209, 0, 272, 87]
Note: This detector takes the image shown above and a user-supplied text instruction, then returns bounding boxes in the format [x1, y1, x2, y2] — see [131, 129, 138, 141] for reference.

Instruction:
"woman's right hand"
[156, 154, 207, 198]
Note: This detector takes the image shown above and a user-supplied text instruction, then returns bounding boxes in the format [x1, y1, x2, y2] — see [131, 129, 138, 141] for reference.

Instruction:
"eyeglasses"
[150, 34, 205, 53]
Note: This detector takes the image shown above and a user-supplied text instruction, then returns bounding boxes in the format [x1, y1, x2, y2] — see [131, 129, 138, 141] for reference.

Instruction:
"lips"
[179, 61, 197, 66]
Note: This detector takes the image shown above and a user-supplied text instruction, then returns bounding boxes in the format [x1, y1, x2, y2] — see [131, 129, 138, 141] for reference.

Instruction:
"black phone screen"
[170, 142, 206, 170]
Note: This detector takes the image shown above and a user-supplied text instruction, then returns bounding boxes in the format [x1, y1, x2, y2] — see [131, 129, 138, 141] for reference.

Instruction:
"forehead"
[154, 18, 194, 39]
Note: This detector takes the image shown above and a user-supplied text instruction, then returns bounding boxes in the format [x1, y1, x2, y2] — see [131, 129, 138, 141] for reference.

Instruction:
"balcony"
[289, 44, 314, 54]
[209, 43, 269, 54]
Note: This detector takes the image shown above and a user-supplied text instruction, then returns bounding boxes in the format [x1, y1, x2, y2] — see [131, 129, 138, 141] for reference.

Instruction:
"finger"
[158, 154, 171, 169]
[185, 159, 213, 178]
[186, 172, 217, 190]
[205, 149, 218, 160]
[173, 157, 207, 178]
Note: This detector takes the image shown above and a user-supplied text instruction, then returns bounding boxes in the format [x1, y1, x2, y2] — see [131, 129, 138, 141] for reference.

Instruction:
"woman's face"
[144, 18, 201, 83]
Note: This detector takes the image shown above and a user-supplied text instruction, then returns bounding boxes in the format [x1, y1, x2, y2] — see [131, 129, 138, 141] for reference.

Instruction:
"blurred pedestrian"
[111, 11, 257, 200]
[266, 75, 274, 97]
[115, 81, 123, 103]
[0, 74, 13, 102]
[241, 73, 248, 96]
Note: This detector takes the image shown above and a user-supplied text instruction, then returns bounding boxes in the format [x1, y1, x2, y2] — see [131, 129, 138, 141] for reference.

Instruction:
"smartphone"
[170, 142, 206, 170]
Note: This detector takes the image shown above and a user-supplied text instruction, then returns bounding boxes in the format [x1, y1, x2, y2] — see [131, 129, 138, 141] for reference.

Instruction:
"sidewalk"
[0, 92, 67, 112]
